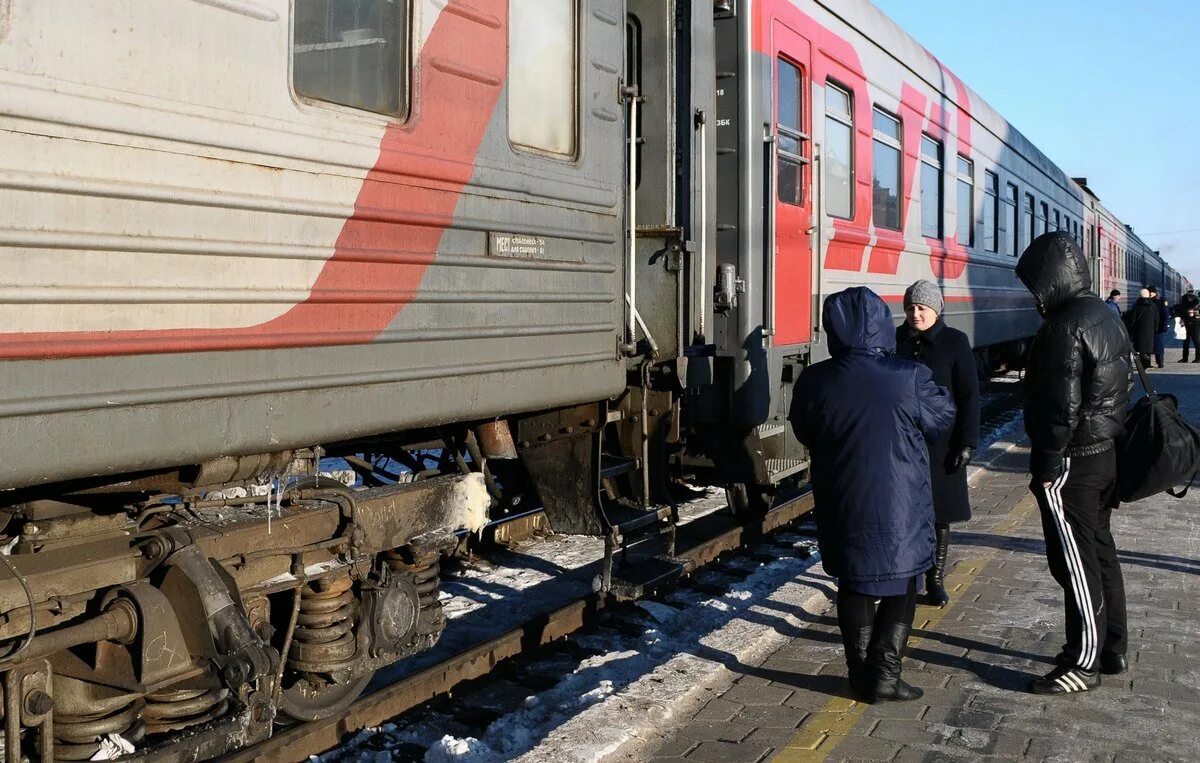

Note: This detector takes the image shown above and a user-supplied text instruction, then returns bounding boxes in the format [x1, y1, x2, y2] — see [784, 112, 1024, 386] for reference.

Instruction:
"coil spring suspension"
[288, 573, 359, 676]
[143, 687, 230, 735]
[383, 546, 443, 634]
[54, 697, 145, 761]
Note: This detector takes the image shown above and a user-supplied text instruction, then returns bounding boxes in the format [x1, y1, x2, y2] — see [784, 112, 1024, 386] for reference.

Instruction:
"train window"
[293, 0, 409, 117]
[956, 156, 974, 247]
[1023, 193, 1034, 251]
[509, 0, 577, 157]
[983, 170, 998, 252]
[777, 58, 805, 206]
[920, 136, 943, 238]
[824, 82, 854, 219]
[1005, 183, 1019, 256]
[872, 108, 902, 230]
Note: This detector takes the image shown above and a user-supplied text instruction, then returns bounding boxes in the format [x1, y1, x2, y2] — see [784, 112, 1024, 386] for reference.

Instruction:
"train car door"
[770, 22, 813, 346]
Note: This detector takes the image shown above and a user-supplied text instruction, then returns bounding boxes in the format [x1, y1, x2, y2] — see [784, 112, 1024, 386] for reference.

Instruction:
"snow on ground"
[320, 530, 824, 763]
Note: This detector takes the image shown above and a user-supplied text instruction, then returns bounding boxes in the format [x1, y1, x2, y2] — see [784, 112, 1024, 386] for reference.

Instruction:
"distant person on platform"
[1124, 288, 1157, 369]
[1174, 290, 1200, 362]
[895, 280, 980, 608]
[789, 287, 954, 703]
[1148, 286, 1170, 368]
[1104, 289, 1121, 316]
[1016, 231, 1129, 695]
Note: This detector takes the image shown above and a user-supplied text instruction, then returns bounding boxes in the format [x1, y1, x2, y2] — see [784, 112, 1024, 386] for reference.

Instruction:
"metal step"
[606, 555, 685, 601]
[756, 422, 786, 439]
[766, 458, 808, 482]
[606, 503, 673, 539]
[600, 456, 639, 481]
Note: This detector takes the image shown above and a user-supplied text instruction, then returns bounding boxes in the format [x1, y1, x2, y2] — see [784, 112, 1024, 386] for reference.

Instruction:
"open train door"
[769, 21, 814, 346]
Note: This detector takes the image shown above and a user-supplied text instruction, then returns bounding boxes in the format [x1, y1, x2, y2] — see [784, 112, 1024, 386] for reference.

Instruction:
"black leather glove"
[948, 446, 975, 472]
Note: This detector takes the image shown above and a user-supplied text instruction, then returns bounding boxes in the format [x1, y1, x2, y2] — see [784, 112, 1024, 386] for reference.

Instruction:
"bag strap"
[1167, 465, 1200, 498]
[1132, 352, 1157, 398]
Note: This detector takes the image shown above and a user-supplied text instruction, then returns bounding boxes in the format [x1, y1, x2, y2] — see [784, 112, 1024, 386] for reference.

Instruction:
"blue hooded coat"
[789, 288, 956, 589]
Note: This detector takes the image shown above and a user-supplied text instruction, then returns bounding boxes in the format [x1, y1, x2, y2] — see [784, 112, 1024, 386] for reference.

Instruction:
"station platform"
[643, 362, 1200, 763]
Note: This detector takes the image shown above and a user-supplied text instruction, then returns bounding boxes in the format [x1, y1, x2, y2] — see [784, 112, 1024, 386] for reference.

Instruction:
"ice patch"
[425, 735, 497, 763]
[636, 600, 680, 623]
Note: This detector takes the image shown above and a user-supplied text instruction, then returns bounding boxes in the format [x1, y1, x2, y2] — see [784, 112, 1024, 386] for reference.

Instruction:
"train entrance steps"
[642, 364, 1200, 763]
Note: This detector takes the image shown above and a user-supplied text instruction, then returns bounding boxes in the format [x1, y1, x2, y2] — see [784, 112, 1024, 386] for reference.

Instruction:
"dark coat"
[1173, 293, 1199, 326]
[1016, 232, 1131, 484]
[789, 288, 956, 587]
[895, 319, 981, 523]
[1124, 297, 1157, 354]
[1155, 298, 1171, 334]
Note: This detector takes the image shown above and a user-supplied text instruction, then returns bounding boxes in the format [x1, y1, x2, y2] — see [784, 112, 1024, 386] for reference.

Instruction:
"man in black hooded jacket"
[1015, 231, 1130, 695]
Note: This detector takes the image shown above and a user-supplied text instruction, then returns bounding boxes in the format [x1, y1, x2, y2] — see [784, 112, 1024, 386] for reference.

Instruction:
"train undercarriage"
[0, 376, 751, 761]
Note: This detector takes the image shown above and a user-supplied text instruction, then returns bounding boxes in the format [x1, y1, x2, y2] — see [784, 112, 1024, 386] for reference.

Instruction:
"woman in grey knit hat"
[895, 280, 981, 607]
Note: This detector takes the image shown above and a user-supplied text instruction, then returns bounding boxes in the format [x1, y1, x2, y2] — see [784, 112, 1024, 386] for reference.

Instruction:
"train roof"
[827, 0, 1083, 203]
[824, 1, 1185, 280]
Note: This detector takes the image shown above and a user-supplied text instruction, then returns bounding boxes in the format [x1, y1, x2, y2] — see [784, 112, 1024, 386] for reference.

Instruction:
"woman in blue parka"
[789, 287, 955, 702]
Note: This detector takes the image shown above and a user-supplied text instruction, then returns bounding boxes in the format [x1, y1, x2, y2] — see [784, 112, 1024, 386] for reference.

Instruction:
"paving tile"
[683, 740, 769, 763]
[721, 679, 794, 707]
[669, 720, 754, 744]
[868, 719, 942, 745]
[823, 733, 903, 760]
[731, 702, 805, 729]
[644, 405, 1200, 763]
[691, 697, 743, 722]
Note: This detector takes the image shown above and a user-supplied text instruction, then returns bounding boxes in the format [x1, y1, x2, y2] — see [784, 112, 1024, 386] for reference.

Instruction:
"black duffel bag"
[1118, 355, 1200, 502]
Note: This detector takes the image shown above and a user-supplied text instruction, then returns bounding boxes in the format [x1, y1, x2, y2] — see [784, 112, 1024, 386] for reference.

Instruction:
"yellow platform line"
[771, 492, 1039, 762]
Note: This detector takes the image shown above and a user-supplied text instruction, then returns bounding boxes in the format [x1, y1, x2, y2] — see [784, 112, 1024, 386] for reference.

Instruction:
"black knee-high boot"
[924, 524, 950, 607]
[866, 580, 922, 702]
[836, 590, 875, 698]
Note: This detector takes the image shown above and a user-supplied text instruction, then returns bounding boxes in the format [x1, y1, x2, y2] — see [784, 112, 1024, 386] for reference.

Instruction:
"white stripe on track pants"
[1031, 448, 1127, 671]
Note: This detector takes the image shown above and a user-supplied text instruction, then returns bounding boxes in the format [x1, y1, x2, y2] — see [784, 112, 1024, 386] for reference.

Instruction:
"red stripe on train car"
[0, 10, 505, 359]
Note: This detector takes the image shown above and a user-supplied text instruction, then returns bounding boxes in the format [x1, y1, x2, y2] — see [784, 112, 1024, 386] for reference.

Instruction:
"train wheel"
[278, 672, 374, 723]
[725, 483, 773, 521]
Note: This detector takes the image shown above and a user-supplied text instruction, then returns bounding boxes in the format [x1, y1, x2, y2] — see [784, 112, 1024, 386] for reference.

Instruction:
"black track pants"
[1032, 449, 1127, 670]
[1184, 324, 1200, 360]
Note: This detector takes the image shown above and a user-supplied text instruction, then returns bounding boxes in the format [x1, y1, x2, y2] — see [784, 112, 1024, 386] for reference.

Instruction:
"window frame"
[871, 106, 903, 231]
[776, 56, 808, 207]
[507, 0, 581, 160]
[290, 0, 414, 122]
[919, 134, 944, 239]
[1005, 182, 1019, 256]
[823, 80, 856, 221]
[955, 155, 975, 247]
[982, 169, 999, 253]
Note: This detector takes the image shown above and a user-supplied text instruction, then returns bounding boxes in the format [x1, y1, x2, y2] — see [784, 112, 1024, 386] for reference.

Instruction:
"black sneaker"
[1099, 653, 1128, 675]
[1030, 665, 1099, 695]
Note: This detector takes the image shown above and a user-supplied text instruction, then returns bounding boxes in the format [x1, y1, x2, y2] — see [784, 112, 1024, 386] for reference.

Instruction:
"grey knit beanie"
[904, 280, 943, 314]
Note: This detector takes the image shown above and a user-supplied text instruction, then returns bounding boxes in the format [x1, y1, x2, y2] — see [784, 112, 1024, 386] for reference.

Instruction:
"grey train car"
[0, 0, 1182, 758]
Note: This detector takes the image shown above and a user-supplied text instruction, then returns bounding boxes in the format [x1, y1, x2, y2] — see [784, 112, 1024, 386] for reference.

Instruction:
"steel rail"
[221, 490, 816, 763]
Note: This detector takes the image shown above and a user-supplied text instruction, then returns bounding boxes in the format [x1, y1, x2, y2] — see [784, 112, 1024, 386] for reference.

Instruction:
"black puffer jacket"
[1016, 232, 1130, 483]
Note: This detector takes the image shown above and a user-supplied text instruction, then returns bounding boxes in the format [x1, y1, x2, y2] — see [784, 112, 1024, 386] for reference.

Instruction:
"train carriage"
[0, 1, 1183, 758]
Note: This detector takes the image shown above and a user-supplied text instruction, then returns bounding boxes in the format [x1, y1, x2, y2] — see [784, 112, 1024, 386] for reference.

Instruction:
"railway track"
[215, 378, 1024, 763]
[221, 489, 815, 763]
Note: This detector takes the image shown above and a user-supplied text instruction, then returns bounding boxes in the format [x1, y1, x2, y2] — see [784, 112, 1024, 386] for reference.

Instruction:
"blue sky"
[872, 0, 1200, 290]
